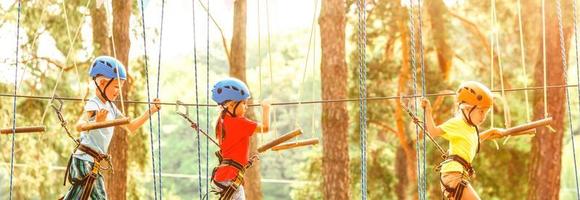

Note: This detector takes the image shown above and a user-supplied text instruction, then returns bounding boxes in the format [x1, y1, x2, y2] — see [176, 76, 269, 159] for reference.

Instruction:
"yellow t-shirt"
[438, 116, 478, 173]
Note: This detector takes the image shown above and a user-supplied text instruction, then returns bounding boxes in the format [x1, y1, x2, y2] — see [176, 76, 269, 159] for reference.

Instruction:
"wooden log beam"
[76, 118, 130, 132]
[257, 129, 302, 153]
[502, 117, 554, 136]
[271, 138, 319, 151]
[0, 126, 46, 134]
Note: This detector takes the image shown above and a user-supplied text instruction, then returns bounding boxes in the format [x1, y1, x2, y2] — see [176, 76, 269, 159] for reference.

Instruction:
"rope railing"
[1, 84, 577, 107]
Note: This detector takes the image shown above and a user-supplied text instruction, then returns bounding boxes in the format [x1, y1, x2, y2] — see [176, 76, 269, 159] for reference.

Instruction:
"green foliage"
[2, 0, 580, 199]
[294, 0, 576, 199]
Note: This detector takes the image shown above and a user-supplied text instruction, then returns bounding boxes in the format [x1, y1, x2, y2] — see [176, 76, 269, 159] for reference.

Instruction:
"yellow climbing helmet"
[456, 81, 493, 109]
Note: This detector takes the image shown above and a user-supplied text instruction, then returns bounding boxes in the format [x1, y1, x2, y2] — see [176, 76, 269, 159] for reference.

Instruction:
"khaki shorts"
[440, 172, 470, 198]
[212, 181, 245, 200]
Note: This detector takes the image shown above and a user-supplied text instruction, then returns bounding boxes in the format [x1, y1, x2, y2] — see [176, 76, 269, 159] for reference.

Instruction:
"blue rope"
[9, 1, 22, 199]
[417, 0, 428, 198]
[191, 1, 203, 198]
[557, 0, 580, 198]
[139, 0, 159, 198]
[407, 1, 424, 199]
[156, 0, 166, 197]
[205, 0, 211, 196]
[573, 0, 580, 197]
[357, 0, 368, 198]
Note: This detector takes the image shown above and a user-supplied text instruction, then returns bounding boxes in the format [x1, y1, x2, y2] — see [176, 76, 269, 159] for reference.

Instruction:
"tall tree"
[319, 0, 350, 199]
[394, 14, 417, 200]
[229, 0, 263, 199]
[528, 0, 572, 199]
[426, 0, 453, 81]
[104, 0, 132, 199]
[90, 3, 110, 56]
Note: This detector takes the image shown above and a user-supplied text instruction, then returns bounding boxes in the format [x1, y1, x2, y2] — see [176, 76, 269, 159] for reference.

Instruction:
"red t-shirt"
[213, 115, 257, 181]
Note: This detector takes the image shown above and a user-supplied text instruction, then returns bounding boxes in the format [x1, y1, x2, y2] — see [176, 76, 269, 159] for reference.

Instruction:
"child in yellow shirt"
[422, 81, 504, 200]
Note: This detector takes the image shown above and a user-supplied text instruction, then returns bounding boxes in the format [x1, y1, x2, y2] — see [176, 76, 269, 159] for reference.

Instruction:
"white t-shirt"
[74, 96, 124, 162]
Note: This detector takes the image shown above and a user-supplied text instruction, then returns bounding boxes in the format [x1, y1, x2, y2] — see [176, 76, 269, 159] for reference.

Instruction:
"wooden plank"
[271, 138, 319, 151]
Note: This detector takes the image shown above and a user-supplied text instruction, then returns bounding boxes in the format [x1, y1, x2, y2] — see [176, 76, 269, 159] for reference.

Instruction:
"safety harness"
[436, 154, 475, 200]
[52, 98, 113, 200]
[435, 104, 481, 199]
[401, 102, 480, 200]
[209, 106, 255, 200]
[210, 151, 247, 200]
[62, 144, 112, 200]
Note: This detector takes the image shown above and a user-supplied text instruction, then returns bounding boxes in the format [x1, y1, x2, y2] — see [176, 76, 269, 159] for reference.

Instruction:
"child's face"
[98, 79, 124, 100]
[228, 100, 248, 117]
[467, 107, 490, 125]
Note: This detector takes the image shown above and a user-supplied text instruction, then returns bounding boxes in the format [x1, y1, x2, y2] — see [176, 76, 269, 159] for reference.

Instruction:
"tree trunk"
[90, 3, 110, 56]
[395, 146, 408, 200]
[528, 0, 572, 199]
[394, 14, 418, 200]
[319, 0, 350, 199]
[426, 0, 453, 81]
[229, 0, 263, 199]
[105, 1, 132, 199]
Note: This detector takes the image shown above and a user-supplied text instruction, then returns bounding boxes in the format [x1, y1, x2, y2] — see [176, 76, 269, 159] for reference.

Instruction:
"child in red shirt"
[210, 78, 270, 200]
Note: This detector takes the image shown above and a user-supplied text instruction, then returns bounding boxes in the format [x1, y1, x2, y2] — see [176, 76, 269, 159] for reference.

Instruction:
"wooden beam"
[502, 117, 554, 136]
[257, 129, 302, 153]
[271, 138, 319, 151]
[0, 126, 46, 134]
[76, 118, 130, 132]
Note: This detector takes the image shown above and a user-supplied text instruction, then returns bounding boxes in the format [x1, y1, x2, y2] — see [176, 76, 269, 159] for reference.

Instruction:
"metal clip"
[51, 96, 79, 145]
[175, 100, 219, 146]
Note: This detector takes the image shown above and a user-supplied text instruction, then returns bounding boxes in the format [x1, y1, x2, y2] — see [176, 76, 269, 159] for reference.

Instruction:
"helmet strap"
[221, 102, 237, 117]
[460, 103, 481, 153]
[218, 109, 228, 143]
[232, 102, 242, 117]
[93, 78, 115, 102]
[474, 126, 481, 153]
[459, 103, 477, 127]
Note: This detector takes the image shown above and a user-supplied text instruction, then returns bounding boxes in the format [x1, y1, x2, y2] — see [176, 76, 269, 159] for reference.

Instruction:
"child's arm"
[75, 109, 107, 130]
[421, 98, 443, 138]
[255, 100, 271, 134]
[480, 128, 505, 141]
[124, 98, 161, 134]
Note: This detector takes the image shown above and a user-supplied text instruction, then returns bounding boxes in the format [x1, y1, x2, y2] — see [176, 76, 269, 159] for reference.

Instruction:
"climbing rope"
[9, 1, 22, 199]
[406, 1, 425, 199]
[311, 8, 318, 139]
[257, 0, 264, 143]
[311, 0, 318, 139]
[492, 1, 510, 128]
[1, 85, 576, 107]
[516, 0, 532, 122]
[138, 0, 159, 198]
[264, 0, 280, 142]
[356, 0, 368, 199]
[262, 1, 280, 145]
[490, 0, 496, 129]
[266, 0, 273, 86]
[60, 0, 83, 105]
[191, 0, 203, 198]
[401, 103, 448, 156]
[156, 0, 167, 197]
[296, 0, 319, 130]
[542, 0, 549, 118]
[206, 0, 211, 196]
[103, 1, 128, 116]
[572, 0, 580, 195]
[575, 0, 580, 126]
[416, 0, 428, 198]
[556, 0, 580, 198]
[39, 0, 92, 124]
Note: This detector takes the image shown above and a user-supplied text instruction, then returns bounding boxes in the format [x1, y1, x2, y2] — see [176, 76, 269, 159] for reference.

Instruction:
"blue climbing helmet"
[89, 56, 127, 80]
[211, 78, 251, 105]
